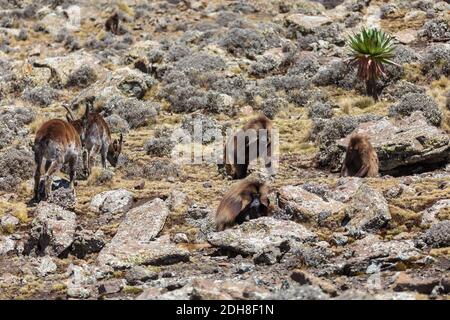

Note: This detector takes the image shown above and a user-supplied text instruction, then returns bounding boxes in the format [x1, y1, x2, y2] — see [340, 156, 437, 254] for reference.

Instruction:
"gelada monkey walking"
[219, 114, 274, 179]
[215, 179, 270, 231]
[341, 134, 379, 178]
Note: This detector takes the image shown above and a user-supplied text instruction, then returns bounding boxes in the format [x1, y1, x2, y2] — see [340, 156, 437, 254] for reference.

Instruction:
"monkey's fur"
[105, 12, 120, 34]
[219, 114, 273, 179]
[341, 134, 379, 178]
[215, 179, 270, 231]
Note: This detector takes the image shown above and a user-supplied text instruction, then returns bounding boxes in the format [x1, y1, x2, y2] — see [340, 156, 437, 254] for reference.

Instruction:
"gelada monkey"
[105, 12, 120, 35]
[215, 179, 270, 231]
[219, 114, 273, 179]
[341, 134, 379, 178]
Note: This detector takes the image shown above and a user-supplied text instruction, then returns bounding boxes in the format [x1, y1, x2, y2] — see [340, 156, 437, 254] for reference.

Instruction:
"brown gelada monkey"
[215, 179, 270, 231]
[105, 12, 120, 35]
[341, 134, 379, 178]
[219, 114, 273, 179]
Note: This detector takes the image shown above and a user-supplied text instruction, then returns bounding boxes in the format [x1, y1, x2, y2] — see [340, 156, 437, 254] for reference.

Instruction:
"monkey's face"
[245, 191, 269, 220]
[248, 192, 263, 218]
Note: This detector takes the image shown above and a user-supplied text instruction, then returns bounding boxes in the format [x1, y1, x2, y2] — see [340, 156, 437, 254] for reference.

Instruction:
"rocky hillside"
[0, 0, 449, 300]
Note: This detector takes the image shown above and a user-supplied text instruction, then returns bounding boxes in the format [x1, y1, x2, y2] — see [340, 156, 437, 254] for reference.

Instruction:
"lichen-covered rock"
[48, 186, 76, 211]
[98, 199, 189, 268]
[189, 278, 270, 300]
[207, 217, 316, 256]
[420, 199, 450, 227]
[285, 14, 331, 34]
[70, 67, 156, 108]
[339, 235, 422, 275]
[35, 256, 57, 276]
[418, 221, 450, 248]
[268, 285, 329, 300]
[70, 229, 105, 259]
[249, 49, 284, 77]
[24, 202, 77, 257]
[125, 266, 158, 285]
[278, 185, 345, 223]
[343, 184, 391, 233]
[0, 235, 16, 255]
[388, 93, 442, 126]
[337, 112, 450, 175]
[89, 189, 134, 216]
[32, 51, 104, 87]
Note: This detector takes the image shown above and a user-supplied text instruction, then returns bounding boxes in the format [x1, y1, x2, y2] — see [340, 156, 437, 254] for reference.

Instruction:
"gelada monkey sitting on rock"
[218, 114, 274, 179]
[215, 179, 270, 231]
[341, 134, 379, 178]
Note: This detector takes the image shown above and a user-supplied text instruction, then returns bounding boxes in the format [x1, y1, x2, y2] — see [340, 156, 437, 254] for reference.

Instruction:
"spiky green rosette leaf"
[347, 27, 398, 81]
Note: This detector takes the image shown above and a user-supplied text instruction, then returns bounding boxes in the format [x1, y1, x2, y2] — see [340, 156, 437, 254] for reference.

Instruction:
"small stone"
[203, 181, 212, 188]
[98, 279, 123, 295]
[0, 236, 15, 255]
[173, 233, 189, 244]
[1, 214, 19, 233]
[36, 256, 57, 276]
[70, 230, 105, 259]
[253, 247, 282, 265]
[419, 221, 450, 248]
[291, 269, 338, 296]
[125, 266, 158, 285]
[331, 233, 348, 246]
[235, 263, 254, 274]
[134, 180, 145, 190]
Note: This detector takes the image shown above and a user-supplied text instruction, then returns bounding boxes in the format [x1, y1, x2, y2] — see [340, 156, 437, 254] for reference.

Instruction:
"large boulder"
[285, 14, 332, 34]
[343, 184, 391, 232]
[70, 67, 156, 108]
[32, 51, 105, 87]
[338, 235, 422, 275]
[278, 185, 345, 223]
[89, 189, 134, 216]
[207, 217, 316, 256]
[98, 199, 189, 268]
[337, 112, 450, 175]
[24, 202, 77, 257]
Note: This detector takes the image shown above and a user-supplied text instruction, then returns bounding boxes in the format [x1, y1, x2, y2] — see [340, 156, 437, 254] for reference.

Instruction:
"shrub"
[66, 66, 98, 88]
[388, 93, 442, 126]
